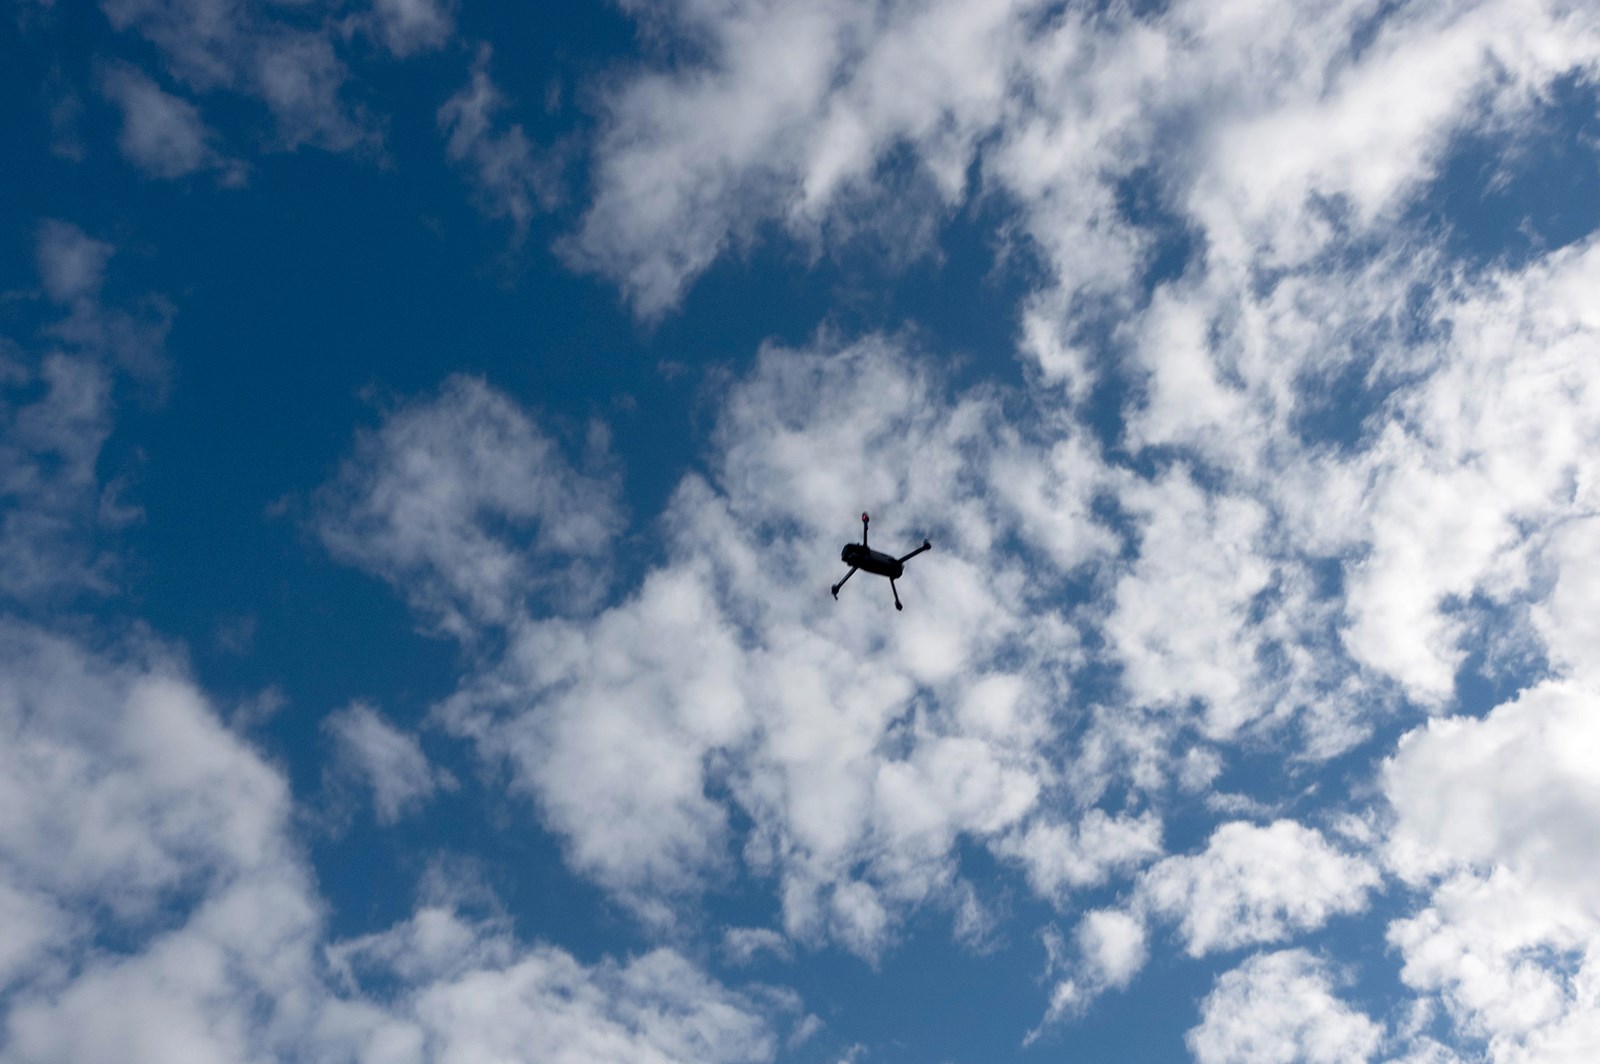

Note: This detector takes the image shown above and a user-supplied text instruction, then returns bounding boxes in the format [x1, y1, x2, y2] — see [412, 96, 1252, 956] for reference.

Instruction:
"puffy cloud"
[1186, 949, 1383, 1064]
[324, 702, 455, 824]
[284, 6, 1600, 1042]
[314, 374, 624, 636]
[324, 335, 1130, 949]
[1103, 471, 1279, 737]
[368, 0, 453, 57]
[100, 63, 241, 182]
[569, 0, 1600, 319]
[1, 217, 785, 1064]
[1533, 517, 1600, 678]
[1075, 907, 1147, 989]
[1031, 818, 1379, 1029]
[1140, 820, 1381, 957]
[563, 0, 1600, 751]
[1385, 681, 1600, 894]
[441, 564, 753, 922]
[0, 619, 785, 1063]
[0, 620, 319, 1063]
[327, 907, 782, 1064]
[34, 220, 113, 305]
[1026, 908, 1150, 1039]
[1382, 680, 1600, 1061]
[1116, 224, 1600, 720]
[722, 926, 793, 966]
[562, 0, 1600, 763]
[0, 626, 291, 909]
[1336, 243, 1600, 704]
[567, 0, 1036, 318]
[996, 809, 1163, 901]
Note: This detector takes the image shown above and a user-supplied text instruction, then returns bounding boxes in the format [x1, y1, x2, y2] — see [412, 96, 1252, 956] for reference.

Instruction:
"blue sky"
[5, 1, 1600, 1062]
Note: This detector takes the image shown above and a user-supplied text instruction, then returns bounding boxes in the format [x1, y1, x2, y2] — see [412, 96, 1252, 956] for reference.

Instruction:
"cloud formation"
[0, 620, 785, 1063]
[100, 63, 243, 182]
[15, 0, 1600, 1055]
[1186, 950, 1383, 1064]
[324, 702, 455, 824]
[315, 374, 625, 636]
[438, 48, 560, 237]
[322, 337, 1129, 946]
[2, 223, 169, 603]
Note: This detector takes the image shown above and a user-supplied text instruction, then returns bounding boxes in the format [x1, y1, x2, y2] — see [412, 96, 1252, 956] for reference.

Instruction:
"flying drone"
[831, 512, 931, 611]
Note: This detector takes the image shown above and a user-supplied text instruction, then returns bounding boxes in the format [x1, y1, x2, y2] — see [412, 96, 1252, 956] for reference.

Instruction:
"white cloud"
[0, 618, 785, 1063]
[0, 880, 72, 994]
[439, 48, 558, 237]
[1140, 820, 1381, 957]
[328, 907, 781, 1064]
[568, 0, 1600, 321]
[1077, 907, 1147, 989]
[315, 374, 624, 636]
[0, 622, 292, 919]
[1534, 518, 1600, 679]
[1029, 817, 1379, 1033]
[996, 808, 1163, 901]
[101, 0, 373, 152]
[368, 0, 452, 57]
[34, 219, 112, 305]
[1027, 908, 1149, 1039]
[562, 0, 1600, 751]
[1112, 223, 1600, 722]
[0, 620, 320, 1064]
[1104, 471, 1276, 737]
[566, 0, 1037, 318]
[323, 335, 1127, 949]
[0, 297, 780, 1056]
[100, 63, 241, 182]
[1334, 241, 1600, 704]
[722, 926, 792, 966]
[556, 0, 1600, 771]
[251, 31, 371, 152]
[1384, 681, 1600, 894]
[3, 223, 168, 602]
[1186, 949, 1383, 1064]
[290, 6, 1600, 1038]
[324, 702, 454, 824]
[0, 352, 115, 600]
[1382, 680, 1600, 1061]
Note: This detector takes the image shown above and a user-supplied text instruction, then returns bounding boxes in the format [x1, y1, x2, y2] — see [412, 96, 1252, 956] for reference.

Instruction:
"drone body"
[832, 512, 931, 610]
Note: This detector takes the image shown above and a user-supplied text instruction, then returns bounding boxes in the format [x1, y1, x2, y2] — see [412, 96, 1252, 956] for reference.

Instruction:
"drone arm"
[831, 565, 858, 599]
[897, 539, 932, 564]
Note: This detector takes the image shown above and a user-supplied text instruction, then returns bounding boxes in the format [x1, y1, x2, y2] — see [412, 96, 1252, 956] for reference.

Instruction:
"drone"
[831, 512, 931, 611]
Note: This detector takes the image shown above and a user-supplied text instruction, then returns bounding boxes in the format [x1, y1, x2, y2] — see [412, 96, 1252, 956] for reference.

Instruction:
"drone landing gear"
[891, 578, 903, 611]
[831, 566, 857, 599]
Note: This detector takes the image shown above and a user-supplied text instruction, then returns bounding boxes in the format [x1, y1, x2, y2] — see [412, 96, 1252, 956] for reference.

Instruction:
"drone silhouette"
[831, 512, 931, 611]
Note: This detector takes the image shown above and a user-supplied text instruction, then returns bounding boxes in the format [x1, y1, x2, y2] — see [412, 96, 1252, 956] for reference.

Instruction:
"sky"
[3, 1, 1600, 1062]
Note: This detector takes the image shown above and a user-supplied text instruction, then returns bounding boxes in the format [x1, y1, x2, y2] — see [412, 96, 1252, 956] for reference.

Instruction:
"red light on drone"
[861, 512, 870, 521]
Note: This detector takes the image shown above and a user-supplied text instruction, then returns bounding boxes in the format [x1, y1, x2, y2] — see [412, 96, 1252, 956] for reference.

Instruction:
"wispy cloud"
[324, 702, 455, 824]
[1, 223, 168, 603]
[314, 375, 625, 636]
[0, 621, 781, 1063]
[100, 63, 244, 183]
[439, 48, 562, 238]
[101, 0, 376, 152]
